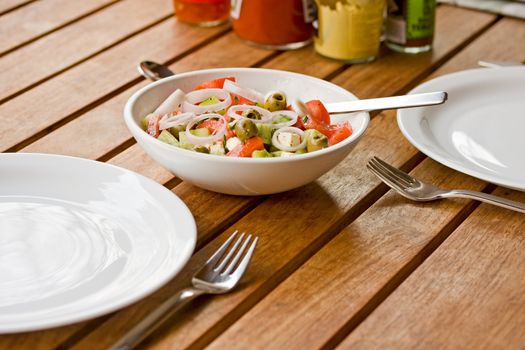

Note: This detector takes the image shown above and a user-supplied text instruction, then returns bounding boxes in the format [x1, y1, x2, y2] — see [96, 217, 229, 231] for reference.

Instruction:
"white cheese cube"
[226, 137, 242, 151]
[277, 132, 301, 148]
[210, 142, 226, 155]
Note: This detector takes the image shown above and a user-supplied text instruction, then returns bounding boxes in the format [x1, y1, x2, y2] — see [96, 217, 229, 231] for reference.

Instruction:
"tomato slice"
[197, 118, 235, 139]
[328, 122, 353, 145]
[198, 119, 223, 133]
[230, 93, 255, 105]
[227, 136, 265, 157]
[147, 115, 161, 138]
[305, 100, 330, 125]
[195, 76, 236, 90]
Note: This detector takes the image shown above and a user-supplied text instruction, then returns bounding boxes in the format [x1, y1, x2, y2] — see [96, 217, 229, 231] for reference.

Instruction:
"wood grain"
[2, 27, 271, 350]
[22, 32, 272, 162]
[71, 108, 418, 350]
[0, 0, 171, 101]
[260, 44, 344, 77]
[0, 0, 117, 55]
[339, 188, 525, 350]
[207, 153, 489, 350]
[66, 6, 498, 349]
[108, 144, 174, 185]
[0, 0, 33, 14]
[206, 16, 525, 350]
[0, 19, 228, 152]
[427, 17, 525, 78]
[1, 3, 520, 350]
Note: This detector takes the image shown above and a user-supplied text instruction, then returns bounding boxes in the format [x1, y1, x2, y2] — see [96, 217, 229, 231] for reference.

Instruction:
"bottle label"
[230, 0, 243, 19]
[406, 0, 435, 39]
[302, 0, 316, 23]
[386, 16, 406, 44]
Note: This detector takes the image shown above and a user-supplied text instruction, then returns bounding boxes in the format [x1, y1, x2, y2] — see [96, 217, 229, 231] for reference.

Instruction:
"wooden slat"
[0, 0, 171, 101]
[0, 0, 118, 55]
[69, 7, 496, 349]
[0, 19, 228, 153]
[0, 28, 273, 350]
[206, 157, 488, 350]
[108, 145, 174, 185]
[21, 32, 273, 160]
[205, 15, 525, 350]
[0, 0, 33, 14]
[0, 323, 90, 350]
[71, 112, 418, 350]
[260, 44, 344, 76]
[339, 188, 525, 350]
[427, 17, 525, 77]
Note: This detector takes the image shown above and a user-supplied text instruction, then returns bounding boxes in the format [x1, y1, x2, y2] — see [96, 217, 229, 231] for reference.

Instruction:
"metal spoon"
[137, 60, 447, 114]
[138, 61, 175, 81]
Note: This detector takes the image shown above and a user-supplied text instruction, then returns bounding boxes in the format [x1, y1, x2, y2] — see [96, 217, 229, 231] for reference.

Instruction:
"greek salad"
[141, 77, 353, 157]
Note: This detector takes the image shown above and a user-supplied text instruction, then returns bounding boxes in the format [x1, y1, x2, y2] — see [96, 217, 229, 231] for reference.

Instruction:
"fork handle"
[444, 189, 525, 214]
[108, 287, 205, 350]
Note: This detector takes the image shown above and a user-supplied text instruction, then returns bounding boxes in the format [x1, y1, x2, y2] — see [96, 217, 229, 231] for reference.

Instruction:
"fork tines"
[210, 231, 258, 277]
[367, 156, 415, 192]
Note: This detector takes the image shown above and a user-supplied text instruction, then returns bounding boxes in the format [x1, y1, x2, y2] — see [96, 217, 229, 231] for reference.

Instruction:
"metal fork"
[367, 156, 525, 214]
[109, 231, 258, 350]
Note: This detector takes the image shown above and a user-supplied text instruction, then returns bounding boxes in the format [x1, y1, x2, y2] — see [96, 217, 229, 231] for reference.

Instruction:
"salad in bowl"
[141, 76, 353, 158]
[124, 68, 369, 195]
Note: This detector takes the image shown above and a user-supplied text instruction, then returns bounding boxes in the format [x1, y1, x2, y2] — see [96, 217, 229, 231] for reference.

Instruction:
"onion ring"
[184, 113, 227, 146]
[182, 88, 232, 114]
[270, 110, 298, 129]
[226, 104, 272, 124]
[271, 127, 307, 152]
[159, 112, 195, 130]
[223, 80, 264, 103]
[154, 89, 186, 116]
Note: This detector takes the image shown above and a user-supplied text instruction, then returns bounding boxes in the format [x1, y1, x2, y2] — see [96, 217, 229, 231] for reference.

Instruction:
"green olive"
[234, 118, 258, 142]
[194, 145, 209, 154]
[241, 108, 263, 120]
[264, 91, 287, 111]
[304, 129, 328, 152]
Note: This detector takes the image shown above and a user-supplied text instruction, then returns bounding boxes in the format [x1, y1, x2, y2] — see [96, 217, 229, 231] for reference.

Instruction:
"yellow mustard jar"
[314, 0, 386, 63]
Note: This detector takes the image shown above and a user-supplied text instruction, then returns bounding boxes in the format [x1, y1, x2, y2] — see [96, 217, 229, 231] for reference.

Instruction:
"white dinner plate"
[0, 153, 196, 333]
[397, 67, 525, 191]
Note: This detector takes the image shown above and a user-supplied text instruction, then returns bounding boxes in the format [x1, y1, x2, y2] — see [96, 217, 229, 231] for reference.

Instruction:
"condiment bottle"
[314, 0, 386, 63]
[173, 0, 230, 27]
[231, 0, 315, 50]
[385, 0, 436, 53]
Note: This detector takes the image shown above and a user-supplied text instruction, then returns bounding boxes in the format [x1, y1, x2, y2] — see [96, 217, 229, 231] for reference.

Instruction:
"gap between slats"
[15, 8, 502, 349]
[0, 0, 36, 16]
[0, 13, 173, 105]
[4, 26, 231, 154]
[0, 0, 122, 58]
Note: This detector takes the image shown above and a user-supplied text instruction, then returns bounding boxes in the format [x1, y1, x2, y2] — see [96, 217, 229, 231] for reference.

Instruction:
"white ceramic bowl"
[124, 68, 369, 195]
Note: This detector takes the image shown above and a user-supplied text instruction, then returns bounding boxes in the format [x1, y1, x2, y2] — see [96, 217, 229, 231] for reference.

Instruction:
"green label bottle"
[386, 0, 436, 53]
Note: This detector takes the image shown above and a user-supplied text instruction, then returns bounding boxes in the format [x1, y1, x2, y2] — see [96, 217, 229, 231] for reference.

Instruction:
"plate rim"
[0, 153, 197, 333]
[397, 66, 525, 191]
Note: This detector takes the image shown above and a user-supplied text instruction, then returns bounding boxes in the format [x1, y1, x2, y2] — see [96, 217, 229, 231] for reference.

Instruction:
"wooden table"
[1, 1, 524, 349]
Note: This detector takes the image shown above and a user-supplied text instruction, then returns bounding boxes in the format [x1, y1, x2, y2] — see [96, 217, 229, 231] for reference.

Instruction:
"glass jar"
[231, 0, 315, 50]
[173, 0, 230, 27]
[385, 0, 436, 53]
[314, 0, 386, 63]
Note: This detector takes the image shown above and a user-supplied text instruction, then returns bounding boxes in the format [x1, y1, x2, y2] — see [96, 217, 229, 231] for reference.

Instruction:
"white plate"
[0, 153, 196, 333]
[397, 67, 525, 191]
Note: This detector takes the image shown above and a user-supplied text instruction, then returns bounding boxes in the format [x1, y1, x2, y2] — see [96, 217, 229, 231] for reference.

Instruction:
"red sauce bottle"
[173, 0, 230, 27]
[231, 0, 315, 50]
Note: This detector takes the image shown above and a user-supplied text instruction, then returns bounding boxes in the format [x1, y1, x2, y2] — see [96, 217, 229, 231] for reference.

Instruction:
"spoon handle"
[325, 91, 447, 114]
